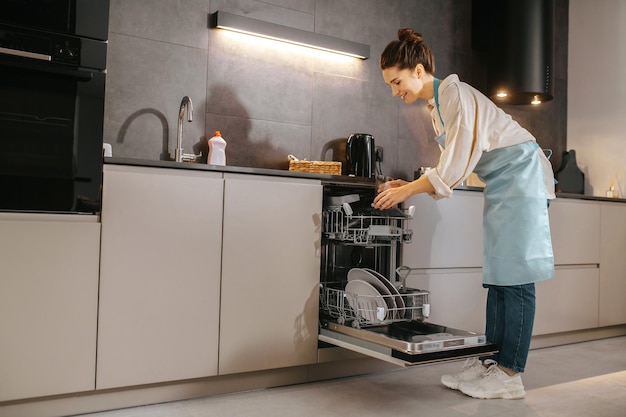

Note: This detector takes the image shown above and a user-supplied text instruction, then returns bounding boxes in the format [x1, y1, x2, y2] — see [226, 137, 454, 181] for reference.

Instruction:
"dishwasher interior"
[318, 181, 497, 366]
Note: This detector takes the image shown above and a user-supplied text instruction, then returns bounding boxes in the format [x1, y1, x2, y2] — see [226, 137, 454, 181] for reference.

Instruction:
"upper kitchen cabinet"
[97, 165, 224, 389]
[599, 202, 626, 326]
[402, 190, 484, 269]
[219, 174, 322, 375]
[0, 214, 100, 401]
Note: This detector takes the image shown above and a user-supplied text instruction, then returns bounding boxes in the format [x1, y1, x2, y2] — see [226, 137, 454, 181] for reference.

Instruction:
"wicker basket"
[289, 160, 342, 175]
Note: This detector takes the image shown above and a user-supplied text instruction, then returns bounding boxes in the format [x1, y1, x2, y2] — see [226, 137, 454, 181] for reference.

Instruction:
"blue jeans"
[481, 284, 536, 373]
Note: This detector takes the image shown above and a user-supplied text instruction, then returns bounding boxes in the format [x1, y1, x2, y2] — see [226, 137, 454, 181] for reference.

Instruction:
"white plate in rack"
[344, 279, 387, 324]
[362, 268, 406, 319]
[348, 268, 396, 314]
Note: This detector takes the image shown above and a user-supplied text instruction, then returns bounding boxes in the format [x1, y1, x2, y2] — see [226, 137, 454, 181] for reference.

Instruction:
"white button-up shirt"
[425, 74, 555, 200]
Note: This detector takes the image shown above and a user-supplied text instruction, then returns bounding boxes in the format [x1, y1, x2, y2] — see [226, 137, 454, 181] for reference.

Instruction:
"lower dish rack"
[320, 283, 430, 329]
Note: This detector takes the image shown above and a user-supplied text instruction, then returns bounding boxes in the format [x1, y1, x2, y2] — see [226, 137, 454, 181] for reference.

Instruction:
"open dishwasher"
[318, 181, 497, 366]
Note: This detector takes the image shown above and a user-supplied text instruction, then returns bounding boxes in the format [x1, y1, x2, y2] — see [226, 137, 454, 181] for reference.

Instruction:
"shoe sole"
[460, 388, 526, 400]
[440, 379, 460, 390]
[441, 373, 485, 391]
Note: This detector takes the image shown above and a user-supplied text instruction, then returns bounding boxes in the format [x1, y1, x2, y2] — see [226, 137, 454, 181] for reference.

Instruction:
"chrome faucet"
[175, 96, 200, 162]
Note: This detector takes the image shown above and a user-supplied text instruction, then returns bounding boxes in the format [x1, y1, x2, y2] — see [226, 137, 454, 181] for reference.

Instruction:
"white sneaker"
[440, 358, 495, 390]
[458, 363, 526, 399]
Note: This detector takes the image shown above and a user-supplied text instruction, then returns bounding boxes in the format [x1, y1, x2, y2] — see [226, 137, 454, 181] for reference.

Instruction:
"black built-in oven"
[0, 0, 109, 213]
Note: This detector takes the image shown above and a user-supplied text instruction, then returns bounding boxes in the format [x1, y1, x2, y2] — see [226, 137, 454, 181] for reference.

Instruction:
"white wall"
[568, 0, 626, 198]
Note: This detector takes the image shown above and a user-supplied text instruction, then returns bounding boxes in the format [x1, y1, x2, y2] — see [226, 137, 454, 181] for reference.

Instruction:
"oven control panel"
[0, 25, 80, 66]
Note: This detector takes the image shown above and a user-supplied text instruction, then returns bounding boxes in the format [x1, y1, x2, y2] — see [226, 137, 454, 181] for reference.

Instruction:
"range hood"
[472, 0, 555, 105]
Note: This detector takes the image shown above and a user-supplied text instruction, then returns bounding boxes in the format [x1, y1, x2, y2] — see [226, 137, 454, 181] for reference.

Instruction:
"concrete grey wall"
[104, 0, 567, 180]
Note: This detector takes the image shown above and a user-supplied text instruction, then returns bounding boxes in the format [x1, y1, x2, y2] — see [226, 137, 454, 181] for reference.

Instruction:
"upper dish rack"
[323, 197, 414, 245]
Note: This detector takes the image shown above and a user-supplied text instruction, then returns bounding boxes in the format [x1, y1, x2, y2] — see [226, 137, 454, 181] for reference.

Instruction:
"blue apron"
[433, 78, 554, 286]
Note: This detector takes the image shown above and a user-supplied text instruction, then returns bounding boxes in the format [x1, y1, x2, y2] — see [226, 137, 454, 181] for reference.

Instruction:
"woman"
[373, 29, 555, 400]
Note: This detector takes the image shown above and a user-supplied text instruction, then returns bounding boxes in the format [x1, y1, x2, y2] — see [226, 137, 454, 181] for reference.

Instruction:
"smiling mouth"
[400, 93, 407, 101]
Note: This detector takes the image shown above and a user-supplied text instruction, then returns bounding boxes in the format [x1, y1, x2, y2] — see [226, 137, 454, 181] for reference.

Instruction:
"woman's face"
[382, 65, 423, 104]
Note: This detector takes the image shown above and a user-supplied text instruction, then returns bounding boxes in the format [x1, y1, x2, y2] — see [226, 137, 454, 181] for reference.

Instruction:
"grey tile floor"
[77, 336, 626, 417]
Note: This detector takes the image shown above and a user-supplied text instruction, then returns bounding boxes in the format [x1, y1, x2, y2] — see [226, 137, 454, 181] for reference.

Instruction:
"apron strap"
[434, 78, 445, 128]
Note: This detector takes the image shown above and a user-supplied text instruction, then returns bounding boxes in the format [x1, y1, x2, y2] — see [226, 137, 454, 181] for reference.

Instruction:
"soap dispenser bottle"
[208, 131, 227, 166]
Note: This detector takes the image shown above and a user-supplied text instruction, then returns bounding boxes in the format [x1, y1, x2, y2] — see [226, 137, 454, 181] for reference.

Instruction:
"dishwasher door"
[318, 282, 498, 367]
[319, 320, 498, 367]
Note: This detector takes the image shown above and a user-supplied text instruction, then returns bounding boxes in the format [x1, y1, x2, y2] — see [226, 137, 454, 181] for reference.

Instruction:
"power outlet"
[375, 146, 384, 162]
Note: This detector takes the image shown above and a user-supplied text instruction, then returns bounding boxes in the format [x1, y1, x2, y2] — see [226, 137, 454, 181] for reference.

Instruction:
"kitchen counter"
[105, 157, 626, 203]
[3, 158, 624, 417]
[553, 192, 626, 203]
[104, 157, 374, 186]
[454, 184, 626, 203]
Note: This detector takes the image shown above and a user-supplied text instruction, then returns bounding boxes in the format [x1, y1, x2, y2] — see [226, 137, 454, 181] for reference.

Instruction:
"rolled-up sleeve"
[427, 80, 483, 200]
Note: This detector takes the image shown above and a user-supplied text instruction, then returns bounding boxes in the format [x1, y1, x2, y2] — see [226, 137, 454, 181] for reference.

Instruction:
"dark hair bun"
[398, 28, 423, 43]
[380, 28, 434, 72]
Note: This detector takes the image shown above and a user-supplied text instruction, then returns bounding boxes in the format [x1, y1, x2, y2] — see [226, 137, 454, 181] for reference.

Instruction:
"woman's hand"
[373, 176, 436, 209]
[376, 178, 408, 193]
[373, 180, 411, 210]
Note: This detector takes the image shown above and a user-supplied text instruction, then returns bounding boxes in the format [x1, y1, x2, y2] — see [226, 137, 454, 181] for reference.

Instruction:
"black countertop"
[105, 157, 626, 203]
[553, 192, 626, 203]
[455, 185, 626, 203]
[104, 157, 376, 187]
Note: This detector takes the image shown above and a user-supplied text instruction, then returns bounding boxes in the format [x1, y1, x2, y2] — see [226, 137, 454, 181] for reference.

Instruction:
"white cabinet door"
[533, 266, 600, 335]
[403, 191, 484, 269]
[548, 199, 600, 265]
[599, 203, 626, 326]
[0, 214, 100, 401]
[219, 174, 322, 375]
[405, 269, 486, 333]
[97, 165, 223, 389]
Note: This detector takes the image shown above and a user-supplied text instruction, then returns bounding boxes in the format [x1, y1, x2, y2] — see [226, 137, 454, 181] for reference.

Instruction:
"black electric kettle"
[346, 133, 375, 178]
